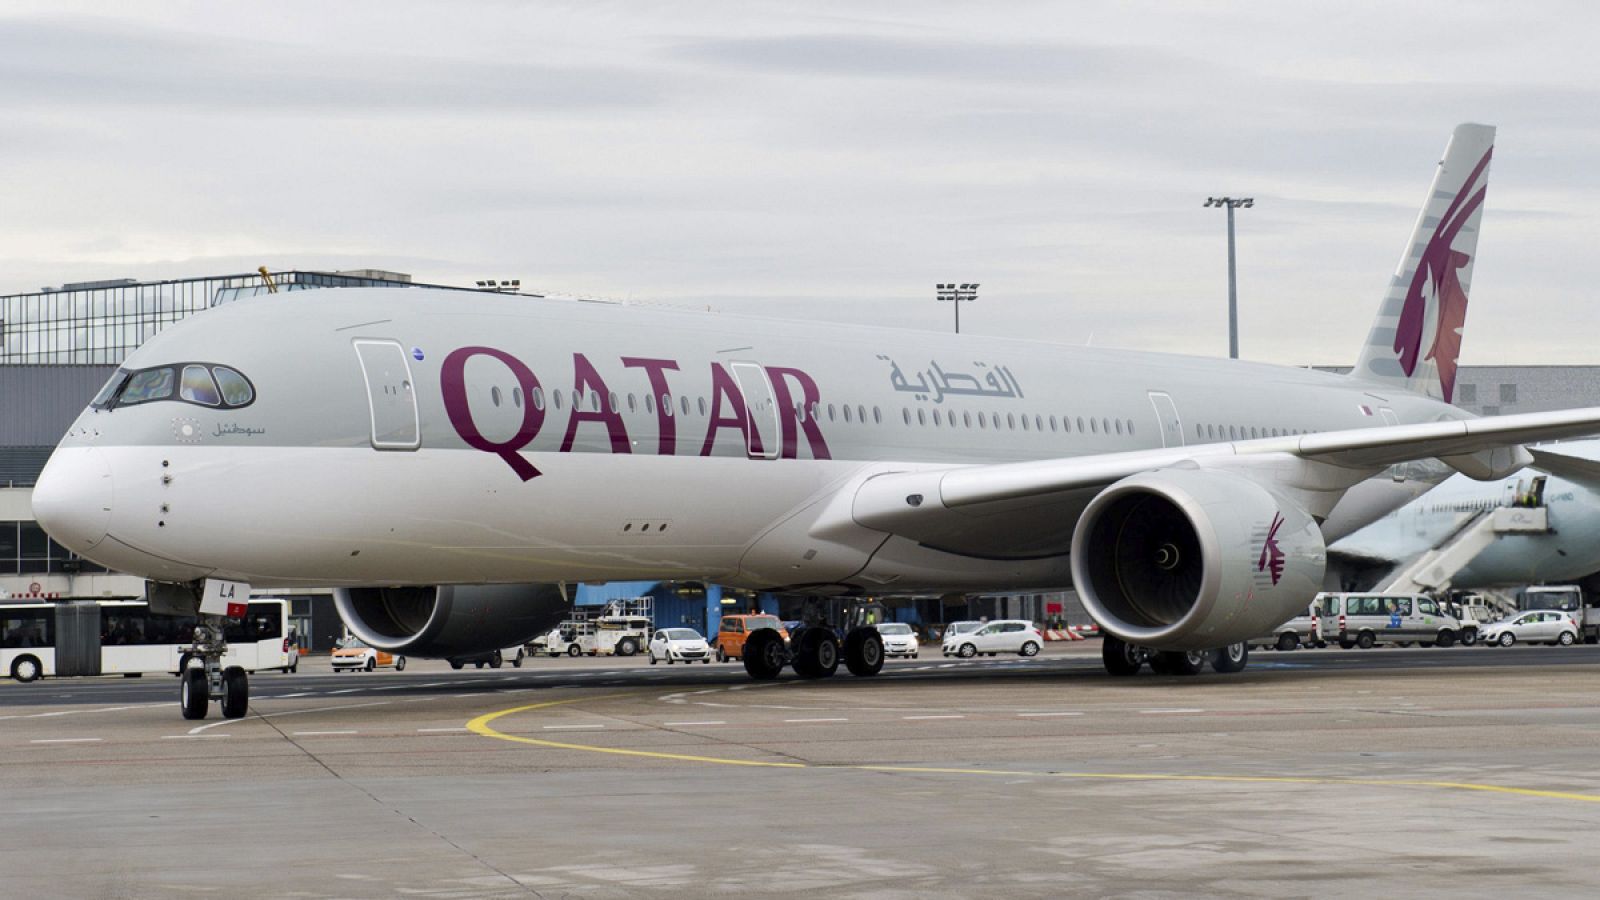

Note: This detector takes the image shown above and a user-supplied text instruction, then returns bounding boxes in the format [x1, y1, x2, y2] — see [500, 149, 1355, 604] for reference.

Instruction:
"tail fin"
[1353, 123, 1495, 403]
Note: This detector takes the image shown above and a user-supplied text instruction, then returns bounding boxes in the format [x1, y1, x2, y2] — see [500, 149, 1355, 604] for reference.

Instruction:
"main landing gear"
[742, 626, 885, 682]
[1101, 635, 1250, 677]
[180, 617, 249, 721]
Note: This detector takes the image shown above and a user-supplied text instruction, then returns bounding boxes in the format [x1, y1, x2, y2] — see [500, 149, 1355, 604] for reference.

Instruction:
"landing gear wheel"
[1355, 632, 1376, 650]
[957, 643, 978, 659]
[176, 653, 193, 677]
[1156, 650, 1207, 676]
[568, 644, 583, 658]
[1101, 636, 1143, 676]
[395, 656, 406, 671]
[181, 668, 208, 720]
[1211, 642, 1249, 674]
[1560, 631, 1577, 646]
[844, 627, 885, 677]
[792, 628, 840, 679]
[221, 667, 248, 719]
[1497, 632, 1515, 647]
[742, 629, 786, 680]
[616, 638, 639, 657]
[10, 655, 42, 683]
[489, 652, 504, 669]
[1276, 633, 1298, 652]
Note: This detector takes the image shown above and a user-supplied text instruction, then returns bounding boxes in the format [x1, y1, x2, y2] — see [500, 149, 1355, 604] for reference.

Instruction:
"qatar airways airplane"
[30, 123, 1600, 720]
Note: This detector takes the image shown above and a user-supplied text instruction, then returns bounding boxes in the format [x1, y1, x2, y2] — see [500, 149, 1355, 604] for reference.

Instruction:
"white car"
[875, 622, 920, 658]
[943, 620, 1044, 658]
[1479, 610, 1580, 647]
[942, 621, 983, 642]
[649, 628, 713, 664]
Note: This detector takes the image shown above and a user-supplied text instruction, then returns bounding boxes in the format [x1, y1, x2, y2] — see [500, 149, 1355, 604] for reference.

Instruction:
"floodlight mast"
[1204, 197, 1253, 359]
[936, 283, 979, 334]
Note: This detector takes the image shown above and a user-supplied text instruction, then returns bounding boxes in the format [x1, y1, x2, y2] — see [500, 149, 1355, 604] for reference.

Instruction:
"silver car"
[1479, 611, 1580, 647]
[875, 622, 920, 658]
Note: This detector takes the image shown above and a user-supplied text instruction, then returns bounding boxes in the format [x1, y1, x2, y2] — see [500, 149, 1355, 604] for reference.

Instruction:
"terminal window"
[1500, 383, 1517, 404]
[1458, 383, 1477, 403]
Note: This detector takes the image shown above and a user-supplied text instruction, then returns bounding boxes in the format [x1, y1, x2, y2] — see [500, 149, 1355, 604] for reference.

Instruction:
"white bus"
[1, 598, 293, 683]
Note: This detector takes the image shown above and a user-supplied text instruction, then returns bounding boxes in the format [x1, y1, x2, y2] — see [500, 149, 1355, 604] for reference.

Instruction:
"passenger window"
[211, 367, 254, 406]
[1418, 599, 1436, 615]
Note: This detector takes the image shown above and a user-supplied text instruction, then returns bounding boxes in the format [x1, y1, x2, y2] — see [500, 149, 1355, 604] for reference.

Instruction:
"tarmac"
[5, 641, 1600, 898]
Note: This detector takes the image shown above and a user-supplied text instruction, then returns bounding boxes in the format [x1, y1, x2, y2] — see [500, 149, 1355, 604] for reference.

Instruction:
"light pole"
[1204, 197, 1252, 359]
[936, 283, 979, 334]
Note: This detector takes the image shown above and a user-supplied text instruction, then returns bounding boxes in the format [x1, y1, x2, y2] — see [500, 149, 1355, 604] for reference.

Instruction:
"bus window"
[2, 609, 53, 647]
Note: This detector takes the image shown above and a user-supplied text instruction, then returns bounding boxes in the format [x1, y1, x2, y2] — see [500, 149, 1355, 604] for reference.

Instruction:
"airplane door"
[353, 339, 421, 451]
[1147, 391, 1185, 448]
[731, 362, 780, 459]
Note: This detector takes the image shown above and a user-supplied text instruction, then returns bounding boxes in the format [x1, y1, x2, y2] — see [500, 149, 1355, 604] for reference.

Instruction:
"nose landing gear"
[178, 617, 249, 721]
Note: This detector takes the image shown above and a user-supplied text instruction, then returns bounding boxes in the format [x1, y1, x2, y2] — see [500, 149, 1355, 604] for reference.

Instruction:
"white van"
[1315, 593, 1463, 649]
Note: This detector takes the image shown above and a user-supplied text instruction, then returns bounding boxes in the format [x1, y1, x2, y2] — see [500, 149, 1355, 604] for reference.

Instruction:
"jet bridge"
[1378, 505, 1552, 594]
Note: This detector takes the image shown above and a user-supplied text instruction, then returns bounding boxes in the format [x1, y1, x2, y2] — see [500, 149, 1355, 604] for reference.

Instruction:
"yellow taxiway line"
[467, 694, 1600, 804]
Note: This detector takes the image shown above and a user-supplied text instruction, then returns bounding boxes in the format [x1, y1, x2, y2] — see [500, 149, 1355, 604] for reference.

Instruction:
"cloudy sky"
[3, 0, 1597, 365]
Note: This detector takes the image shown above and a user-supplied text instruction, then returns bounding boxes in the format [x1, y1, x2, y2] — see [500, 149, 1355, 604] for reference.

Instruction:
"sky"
[2, 0, 1598, 365]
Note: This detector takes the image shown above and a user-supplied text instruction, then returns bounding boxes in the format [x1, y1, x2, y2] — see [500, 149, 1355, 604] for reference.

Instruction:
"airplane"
[31, 122, 1600, 720]
[1332, 438, 1600, 591]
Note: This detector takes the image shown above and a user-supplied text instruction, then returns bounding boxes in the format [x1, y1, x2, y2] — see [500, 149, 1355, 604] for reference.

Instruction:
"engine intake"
[1070, 466, 1325, 651]
[333, 584, 570, 657]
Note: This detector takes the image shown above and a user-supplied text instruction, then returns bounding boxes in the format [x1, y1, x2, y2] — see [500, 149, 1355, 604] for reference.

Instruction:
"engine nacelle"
[333, 584, 570, 658]
[1070, 466, 1325, 652]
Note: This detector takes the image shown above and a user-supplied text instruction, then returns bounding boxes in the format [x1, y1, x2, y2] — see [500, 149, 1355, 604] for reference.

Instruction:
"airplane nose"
[32, 447, 114, 552]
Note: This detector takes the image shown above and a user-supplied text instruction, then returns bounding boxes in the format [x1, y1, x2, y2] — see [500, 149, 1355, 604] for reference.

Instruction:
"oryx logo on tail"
[1392, 147, 1493, 404]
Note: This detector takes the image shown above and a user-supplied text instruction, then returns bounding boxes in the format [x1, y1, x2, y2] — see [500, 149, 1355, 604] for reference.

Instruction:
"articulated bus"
[0, 598, 294, 683]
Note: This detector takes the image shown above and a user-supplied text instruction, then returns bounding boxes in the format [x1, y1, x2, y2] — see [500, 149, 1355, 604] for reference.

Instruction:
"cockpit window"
[93, 362, 256, 411]
[212, 367, 254, 406]
[180, 365, 222, 406]
[91, 369, 130, 409]
[118, 368, 176, 406]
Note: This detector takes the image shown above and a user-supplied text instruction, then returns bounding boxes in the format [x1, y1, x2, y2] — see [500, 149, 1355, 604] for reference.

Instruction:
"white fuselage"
[35, 290, 1461, 593]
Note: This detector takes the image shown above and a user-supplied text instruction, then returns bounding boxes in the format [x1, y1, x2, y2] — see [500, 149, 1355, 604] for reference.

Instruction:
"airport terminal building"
[5, 271, 1599, 642]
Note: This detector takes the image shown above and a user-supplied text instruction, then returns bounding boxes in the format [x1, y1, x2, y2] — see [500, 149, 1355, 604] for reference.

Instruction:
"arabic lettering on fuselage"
[213, 423, 265, 437]
[440, 348, 832, 482]
[879, 355, 1023, 404]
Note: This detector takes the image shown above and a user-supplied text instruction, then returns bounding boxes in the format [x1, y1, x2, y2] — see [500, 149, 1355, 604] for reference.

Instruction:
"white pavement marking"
[543, 724, 605, 730]
[187, 700, 393, 734]
[162, 734, 230, 739]
[274, 692, 317, 698]
[784, 717, 848, 723]
[417, 682, 450, 688]
[903, 715, 965, 720]
[293, 730, 358, 736]
[328, 688, 363, 694]
[29, 738, 103, 744]
[0, 703, 165, 721]
[663, 721, 726, 727]
[1138, 708, 1205, 715]
[1017, 712, 1084, 718]
[417, 727, 468, 733]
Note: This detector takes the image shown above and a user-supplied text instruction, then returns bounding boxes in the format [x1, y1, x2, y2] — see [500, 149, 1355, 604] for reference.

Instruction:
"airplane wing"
[835, 406, 1600, 558]
[1528, 445, 1600, 491]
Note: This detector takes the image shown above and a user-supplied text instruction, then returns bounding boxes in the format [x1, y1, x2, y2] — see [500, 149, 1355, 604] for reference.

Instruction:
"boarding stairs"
[1378, 505, 1551, 594]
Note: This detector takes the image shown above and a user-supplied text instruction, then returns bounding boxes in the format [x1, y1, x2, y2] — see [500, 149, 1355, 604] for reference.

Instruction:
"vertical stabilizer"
[1353, 123, 1495, 403]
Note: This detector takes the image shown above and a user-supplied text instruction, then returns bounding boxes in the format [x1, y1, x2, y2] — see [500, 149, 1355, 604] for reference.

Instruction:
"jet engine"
[1070, 466, 1325, 651]
[333, 584, 571, 658]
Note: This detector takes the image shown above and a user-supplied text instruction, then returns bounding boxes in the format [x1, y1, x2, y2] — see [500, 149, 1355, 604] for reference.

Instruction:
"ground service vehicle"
[447, 645, 526, 669]
[1315, 593, 1463, 649]
[1480, 610, 1580, 646]
[712, 614, 789, 662]
[1253, 602, 1322, 651]
[331, 636, 406, 671]
[1521, 585, 1600, 643]
[2, 598, 292, 683]
[648, 628, 712, 664]
[943, 620, 1044, 658]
